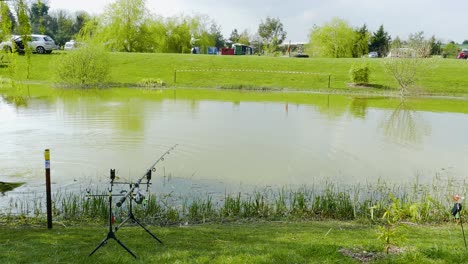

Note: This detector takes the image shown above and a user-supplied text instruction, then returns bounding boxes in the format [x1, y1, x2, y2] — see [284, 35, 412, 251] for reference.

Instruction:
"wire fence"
[173, 69, 332, 89]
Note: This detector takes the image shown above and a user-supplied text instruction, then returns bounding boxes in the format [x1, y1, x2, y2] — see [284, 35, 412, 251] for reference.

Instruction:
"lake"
[1, 87, 468, 206]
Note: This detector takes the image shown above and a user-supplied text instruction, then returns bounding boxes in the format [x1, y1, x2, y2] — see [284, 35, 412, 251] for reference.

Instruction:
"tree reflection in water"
[381, 99, 431, 145]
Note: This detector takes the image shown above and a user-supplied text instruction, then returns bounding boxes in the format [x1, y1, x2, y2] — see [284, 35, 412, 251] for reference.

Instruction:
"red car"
[458, 49, 468, 59]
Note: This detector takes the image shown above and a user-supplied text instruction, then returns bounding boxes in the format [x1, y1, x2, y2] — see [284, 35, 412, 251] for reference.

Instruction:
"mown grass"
[1, 221, 467, 263]
[1, 52, 468, 94]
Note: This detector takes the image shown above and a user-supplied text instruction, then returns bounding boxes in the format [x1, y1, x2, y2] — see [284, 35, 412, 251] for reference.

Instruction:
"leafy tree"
[428, 35, 442, 56]
[309, 17, 355, 58]
[100, 0, 149, 52]
[462, 40, 468, 45]
[0, 2, 14, 41]
[391, 36, 402, 49]
[443, 41, 459, 58]
[408, 31, 431, 57]
[238, 29, 250, 45]
[30, 0, 49, 34]
[249, 33, 263, 54]
[209, 23, 224, 49]
[163, 15, 197, 53]
[50, 10, 74, 46]
[72, 11, 91, 35]
[229, 28, 240, 43]
[352, 24, 369, 58]
[258, 16, 286, 53]
[369, 25, 391, 57]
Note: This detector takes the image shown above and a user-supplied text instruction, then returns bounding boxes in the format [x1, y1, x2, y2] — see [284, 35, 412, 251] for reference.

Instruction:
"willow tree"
[309, 17, 356, 58]
[100, 0, 149, 52]
[1, 2, 13, 41]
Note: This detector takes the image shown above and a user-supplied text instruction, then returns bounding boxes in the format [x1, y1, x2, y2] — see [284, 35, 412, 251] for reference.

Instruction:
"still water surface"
[1, 89, 468, 202]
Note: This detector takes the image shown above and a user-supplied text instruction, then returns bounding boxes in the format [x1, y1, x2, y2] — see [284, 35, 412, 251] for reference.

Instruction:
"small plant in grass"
[349, 63, 370, 85]
[377, 194, 411, 254]
[137, 78, 166, 88]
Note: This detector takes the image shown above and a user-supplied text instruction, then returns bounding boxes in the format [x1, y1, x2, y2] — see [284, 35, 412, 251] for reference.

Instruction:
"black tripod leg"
[112, 237, 138, 259]
[115, 216, 132, 232]
[133, 218, 163, 244]
[88, 237, 108, 256]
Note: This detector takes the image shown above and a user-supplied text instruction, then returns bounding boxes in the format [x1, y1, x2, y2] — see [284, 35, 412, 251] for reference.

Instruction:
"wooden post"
[44, 149, 52, 229]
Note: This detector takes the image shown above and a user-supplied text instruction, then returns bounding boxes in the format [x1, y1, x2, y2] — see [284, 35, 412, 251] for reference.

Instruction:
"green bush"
[55, 45, 110, 87]
[349, 63, 370, 84]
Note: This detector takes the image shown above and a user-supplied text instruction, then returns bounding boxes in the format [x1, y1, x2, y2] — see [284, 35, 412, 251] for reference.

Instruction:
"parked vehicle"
[457, 49, 468, 59]
[368, 51, 378, 58]
[0, 35, 25, 54]
[64, 40, 79, 50]
[0, 34, 56, 54]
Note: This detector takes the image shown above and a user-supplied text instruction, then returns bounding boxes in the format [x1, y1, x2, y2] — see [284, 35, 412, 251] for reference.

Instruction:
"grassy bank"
[1, 221, 467, 263]
[3, 176, 462, 226]
[1, 52, 468, 94]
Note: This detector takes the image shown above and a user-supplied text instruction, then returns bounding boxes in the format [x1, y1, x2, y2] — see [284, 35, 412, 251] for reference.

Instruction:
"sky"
[47, 0, 465, 44]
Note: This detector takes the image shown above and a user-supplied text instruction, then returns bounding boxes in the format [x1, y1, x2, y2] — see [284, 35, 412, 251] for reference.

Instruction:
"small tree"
[349, 64, 370, 84]
[383, 32, 437, 96]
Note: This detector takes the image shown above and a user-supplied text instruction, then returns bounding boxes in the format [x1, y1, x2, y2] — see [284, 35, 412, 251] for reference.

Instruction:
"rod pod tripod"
[88, 169, 137, 258]
[114, 171, 163, 244]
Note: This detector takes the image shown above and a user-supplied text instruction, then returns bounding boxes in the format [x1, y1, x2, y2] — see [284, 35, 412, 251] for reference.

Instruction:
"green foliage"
[382, 56, 437, 95]
[370, 25, 391, 57]
[0, 2, 13, 41]
[349, 63, 370, 84]
[238, 29, 251, 45]
[443, 42, 460, 58]
[353, 24, 370, 58]
[229, 28, 240, 43]
[408, 31, 432, 58]
[55, 45, 110, 86]
[377, 194, 412, 254]
[30, 0, 49, 34]
[258, 17, 286, 53]
[137, 78, 166, 88]
[309, 17, 357, 58]
[100, 0, 148, 52]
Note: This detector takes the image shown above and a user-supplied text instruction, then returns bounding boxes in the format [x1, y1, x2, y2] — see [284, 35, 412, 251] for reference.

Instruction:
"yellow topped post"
[44, 149, 52, 229]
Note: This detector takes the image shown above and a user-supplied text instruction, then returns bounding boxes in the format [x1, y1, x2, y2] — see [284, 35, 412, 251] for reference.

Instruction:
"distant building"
[387, 48, 416, 58]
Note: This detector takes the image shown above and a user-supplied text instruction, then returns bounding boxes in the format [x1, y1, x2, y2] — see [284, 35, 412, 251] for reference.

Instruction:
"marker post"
[44, 149, 52, 229]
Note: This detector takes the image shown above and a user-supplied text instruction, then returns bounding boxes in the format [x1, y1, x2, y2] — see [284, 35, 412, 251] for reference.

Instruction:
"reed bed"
[1, 176, 464, 226]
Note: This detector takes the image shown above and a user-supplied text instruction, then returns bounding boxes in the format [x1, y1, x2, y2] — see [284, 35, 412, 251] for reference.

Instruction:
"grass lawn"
[0, 221, 467, 263]
[1, 52, 468, 95]
[1, 220, 467, 264]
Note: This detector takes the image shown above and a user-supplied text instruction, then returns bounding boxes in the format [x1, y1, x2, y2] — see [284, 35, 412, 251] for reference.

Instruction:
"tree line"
[0, 0, 464, 57]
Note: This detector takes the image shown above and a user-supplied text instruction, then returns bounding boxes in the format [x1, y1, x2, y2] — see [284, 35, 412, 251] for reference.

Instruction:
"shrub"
[55, 45, 110, 87]
[349, 63, 370, 84]
[137, 78, 166, 88]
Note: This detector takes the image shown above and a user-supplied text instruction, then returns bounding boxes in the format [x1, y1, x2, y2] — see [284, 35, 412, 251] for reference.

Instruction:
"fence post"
[44, 149, 52, 229]
[328, 74, 331, 89]
[174, 70, 177, 84]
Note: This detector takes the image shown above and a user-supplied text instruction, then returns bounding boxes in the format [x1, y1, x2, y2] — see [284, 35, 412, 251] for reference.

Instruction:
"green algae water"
[1, 87, 467, 203]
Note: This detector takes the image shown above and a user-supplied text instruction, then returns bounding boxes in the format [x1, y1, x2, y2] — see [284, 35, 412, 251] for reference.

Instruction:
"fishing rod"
[116, 144, 178, 207]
